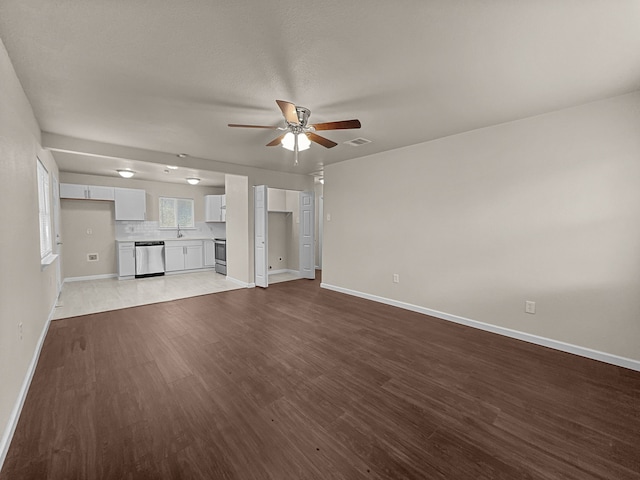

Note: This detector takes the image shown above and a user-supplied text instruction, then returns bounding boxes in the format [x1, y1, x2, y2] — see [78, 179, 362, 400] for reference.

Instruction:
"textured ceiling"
[1, 1, 639, 180]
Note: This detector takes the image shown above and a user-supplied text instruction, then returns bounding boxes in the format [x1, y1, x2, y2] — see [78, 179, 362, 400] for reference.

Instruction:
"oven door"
[214, 241, 226, 264]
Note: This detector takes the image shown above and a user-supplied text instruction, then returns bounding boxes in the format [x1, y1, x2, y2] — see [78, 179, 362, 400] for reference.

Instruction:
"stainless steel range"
[214, 238, 226, 275]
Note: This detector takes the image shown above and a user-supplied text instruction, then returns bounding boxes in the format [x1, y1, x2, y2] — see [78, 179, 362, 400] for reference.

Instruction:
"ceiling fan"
[228, 100, 361, 165]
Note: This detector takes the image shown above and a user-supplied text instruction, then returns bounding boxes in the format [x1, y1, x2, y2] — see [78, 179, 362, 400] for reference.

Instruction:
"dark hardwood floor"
[2, 275, 640, 479]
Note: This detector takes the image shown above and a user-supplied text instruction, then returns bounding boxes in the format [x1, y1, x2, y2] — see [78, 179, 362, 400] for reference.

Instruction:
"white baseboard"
[268, 269, 299, 276]
[320, 283, 640, 372]
[226, 276, 255, 288]
[64, 273, 118, 283]
[0, 300, 56, 471]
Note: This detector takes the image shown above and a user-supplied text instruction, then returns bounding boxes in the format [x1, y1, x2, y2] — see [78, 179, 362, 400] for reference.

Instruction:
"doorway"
[254, 186, 315, 288]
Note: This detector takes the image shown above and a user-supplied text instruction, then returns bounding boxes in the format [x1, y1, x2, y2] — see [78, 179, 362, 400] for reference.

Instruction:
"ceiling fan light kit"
[281, 132, 310, 151]
[228, 100, 361, 164]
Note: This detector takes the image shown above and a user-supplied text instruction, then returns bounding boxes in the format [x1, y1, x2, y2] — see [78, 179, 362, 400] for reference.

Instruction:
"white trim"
[320, 283, 640, 372]
[64, 273, 118, 283]
[226, 276, 255, 288]
[268, 269, 299, 276]
[40, 253, 58, 268]
[0, 300, 56, 471]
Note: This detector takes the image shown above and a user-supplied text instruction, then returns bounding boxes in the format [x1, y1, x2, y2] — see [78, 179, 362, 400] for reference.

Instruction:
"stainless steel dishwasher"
[135, 241, 165, 278]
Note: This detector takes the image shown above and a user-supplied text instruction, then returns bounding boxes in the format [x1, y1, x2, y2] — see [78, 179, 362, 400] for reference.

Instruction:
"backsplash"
[116, 221, 226, 240]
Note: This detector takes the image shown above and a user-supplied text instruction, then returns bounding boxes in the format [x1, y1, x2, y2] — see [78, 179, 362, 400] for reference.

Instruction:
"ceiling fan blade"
[266, 133, 287, 146]
[310, 119, 361, 131]
[276, 100, 300, 125]
[228, 123, 278, 129]
[307, 132, 338, 148]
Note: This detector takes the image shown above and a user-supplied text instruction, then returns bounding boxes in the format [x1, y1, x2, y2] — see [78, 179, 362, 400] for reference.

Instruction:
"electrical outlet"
[87, 253, 99, 262]
[525, 300, 536, 314]
[86, 228, 93, 235]
[326, 213, 331, 221]
[393, 274, 400, 283]
[18, 322, 23, 340]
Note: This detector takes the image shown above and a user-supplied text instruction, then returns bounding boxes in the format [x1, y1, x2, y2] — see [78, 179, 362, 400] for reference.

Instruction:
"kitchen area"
[54, 171, 241, 319]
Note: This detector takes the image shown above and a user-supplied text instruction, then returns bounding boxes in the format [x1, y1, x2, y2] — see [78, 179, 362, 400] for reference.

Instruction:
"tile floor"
[53, 270, 302, 320]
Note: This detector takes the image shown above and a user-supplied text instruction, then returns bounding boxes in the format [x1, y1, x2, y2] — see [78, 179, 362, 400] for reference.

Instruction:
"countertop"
[116, 237, 217, 243]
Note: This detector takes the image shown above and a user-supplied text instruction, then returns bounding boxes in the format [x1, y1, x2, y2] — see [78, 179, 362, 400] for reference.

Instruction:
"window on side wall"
[37, 158, 53, 263]
[159, 197, 195, 229]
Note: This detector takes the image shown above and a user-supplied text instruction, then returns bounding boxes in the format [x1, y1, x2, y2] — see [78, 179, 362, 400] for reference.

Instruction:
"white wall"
[226, 174, 249, 285]
[0, 38, 60, 465]
[323, 91, 640, 363]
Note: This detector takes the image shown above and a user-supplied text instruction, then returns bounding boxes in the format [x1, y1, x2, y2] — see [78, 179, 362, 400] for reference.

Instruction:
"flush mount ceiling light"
[166, 165, 179, 170]
[176, 153, 188, 158]
[117, 169, 135, 178]
[186, 178, 200, 185]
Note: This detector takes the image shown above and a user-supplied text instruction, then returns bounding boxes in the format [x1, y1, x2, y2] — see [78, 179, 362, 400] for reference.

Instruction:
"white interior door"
[254, 185, 269, 288]
[299, 191, 315, 279]
[52, 173, 63, 294]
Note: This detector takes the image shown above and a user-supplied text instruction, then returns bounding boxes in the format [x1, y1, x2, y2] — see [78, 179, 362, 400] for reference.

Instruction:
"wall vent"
[344, 137, 372, 147]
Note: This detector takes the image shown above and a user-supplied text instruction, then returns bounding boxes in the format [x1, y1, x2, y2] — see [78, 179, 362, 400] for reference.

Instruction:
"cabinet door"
[164, 245, 185, 272]
[87, 185, 115, 201]
[114, 187, 146, 220]
[184, 245, 204, 270]
[204, 240, 215, 266]
[60, 183, 87, 199]
[268, 188, 286, 212]
[118, 243, 135, 277]
[205, 195, 222, 222]
[285, 190, 298, 213]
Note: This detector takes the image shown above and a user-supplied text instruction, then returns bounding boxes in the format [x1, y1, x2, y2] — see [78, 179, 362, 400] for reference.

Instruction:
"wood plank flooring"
[2, 276, 640, 479]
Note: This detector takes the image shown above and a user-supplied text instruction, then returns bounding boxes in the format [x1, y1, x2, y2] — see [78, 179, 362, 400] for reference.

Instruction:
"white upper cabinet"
[205, 195, 226, 222]
[114, 187, 146, 221]
[60, 183, 114, 201]
[267, 188, 286, 212]
[268, 188, 297, 212]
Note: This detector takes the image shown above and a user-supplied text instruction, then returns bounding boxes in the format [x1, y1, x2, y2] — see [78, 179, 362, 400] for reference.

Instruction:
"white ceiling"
[1, 1, 639, 180]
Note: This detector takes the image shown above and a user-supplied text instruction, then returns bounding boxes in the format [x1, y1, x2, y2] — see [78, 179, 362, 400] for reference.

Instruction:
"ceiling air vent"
[344, 137, 372, 147]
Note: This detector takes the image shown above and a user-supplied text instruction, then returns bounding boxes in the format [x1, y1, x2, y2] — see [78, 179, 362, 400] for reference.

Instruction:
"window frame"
[37, 157, 53, 261]
[158, 196, 195, 229]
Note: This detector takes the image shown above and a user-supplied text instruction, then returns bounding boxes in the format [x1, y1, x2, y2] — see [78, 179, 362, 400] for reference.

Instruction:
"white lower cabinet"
[164, 241, 204, 272]
[203, 240, 215, 267]
[117, 242, 135, 277]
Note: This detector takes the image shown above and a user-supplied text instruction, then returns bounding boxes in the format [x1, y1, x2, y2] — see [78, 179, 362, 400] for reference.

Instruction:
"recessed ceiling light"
[176, 153, 188, 158]
[186, 178, 200, 185]
[117, 169, 135, 178]
[166, 165, 178, 170]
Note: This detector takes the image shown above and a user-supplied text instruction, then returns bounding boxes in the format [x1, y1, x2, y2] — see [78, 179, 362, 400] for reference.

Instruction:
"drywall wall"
[268, 212, 290, 271]
[323, 91, 640, 362]
[0, 38, 60, 466]
[226, 174, 249, 285]
[60, 199, 116, 278]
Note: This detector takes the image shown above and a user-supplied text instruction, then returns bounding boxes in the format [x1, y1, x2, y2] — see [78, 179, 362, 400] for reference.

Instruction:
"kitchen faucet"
[177, 224, 183, 238]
